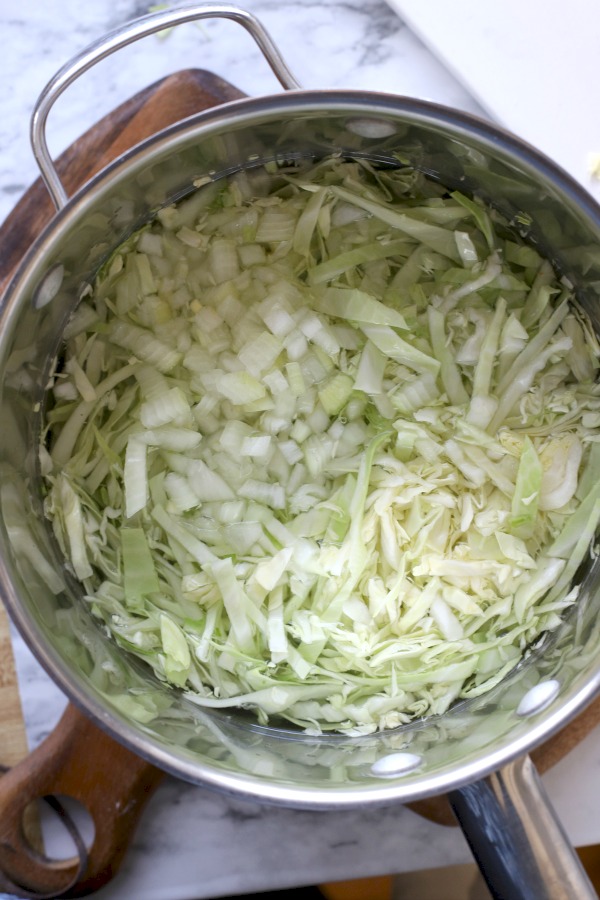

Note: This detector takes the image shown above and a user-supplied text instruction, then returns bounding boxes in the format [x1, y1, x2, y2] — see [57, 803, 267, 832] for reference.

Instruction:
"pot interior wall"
[1, 93, 600, 803]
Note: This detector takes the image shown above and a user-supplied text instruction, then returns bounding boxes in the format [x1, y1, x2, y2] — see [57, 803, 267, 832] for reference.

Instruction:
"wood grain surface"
[0, 68, 242, 899]
[0, 68, 243, 298]
[0, 64, 599, 897]
[0, 608, 29, 769]
[0, 704, 165, 898]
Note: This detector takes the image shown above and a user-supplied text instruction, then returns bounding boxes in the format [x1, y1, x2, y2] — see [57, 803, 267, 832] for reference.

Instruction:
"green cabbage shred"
[41, 157, 600, 735]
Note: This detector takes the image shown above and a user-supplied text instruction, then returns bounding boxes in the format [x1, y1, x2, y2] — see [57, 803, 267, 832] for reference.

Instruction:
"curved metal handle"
[449, 754, 597, 900]
[30, 3, 301, 211]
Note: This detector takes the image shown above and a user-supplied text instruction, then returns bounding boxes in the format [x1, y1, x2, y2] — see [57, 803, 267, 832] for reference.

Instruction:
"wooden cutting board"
[1, 66, 600, 896]
[0, 71, 243, 778]
[0, 606, 29, 769]
[0, 69, 243, 900]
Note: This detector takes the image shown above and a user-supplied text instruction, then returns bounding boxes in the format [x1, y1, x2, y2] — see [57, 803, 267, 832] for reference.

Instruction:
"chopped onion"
[43, 156, 600, 735]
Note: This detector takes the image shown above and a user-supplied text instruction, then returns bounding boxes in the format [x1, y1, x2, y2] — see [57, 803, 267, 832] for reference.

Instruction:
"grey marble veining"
[6, 621, 67, 747]
[2, 3, 600, 899]
[92, 781, 473, 900]
[0, 0, 485, 224]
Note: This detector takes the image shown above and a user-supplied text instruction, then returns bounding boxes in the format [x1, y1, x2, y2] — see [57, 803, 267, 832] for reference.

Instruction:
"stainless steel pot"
[1, 6, 600, 898]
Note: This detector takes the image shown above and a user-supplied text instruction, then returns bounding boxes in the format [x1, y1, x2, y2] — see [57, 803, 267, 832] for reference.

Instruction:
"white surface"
[387, 0, 600, 205]
[1, 2, 600, 898]
[0, 0, 486, 224]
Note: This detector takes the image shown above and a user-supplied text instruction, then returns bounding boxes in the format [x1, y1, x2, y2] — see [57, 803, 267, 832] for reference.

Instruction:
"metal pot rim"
[3, 87, 600, 808]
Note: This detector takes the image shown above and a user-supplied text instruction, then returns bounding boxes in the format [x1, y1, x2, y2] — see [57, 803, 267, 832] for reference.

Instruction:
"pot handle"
[30, 3, 301, 211]
[448, 753, 597, 900]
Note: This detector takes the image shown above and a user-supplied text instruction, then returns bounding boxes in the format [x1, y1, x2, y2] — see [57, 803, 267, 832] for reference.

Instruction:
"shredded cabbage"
[41, 157, 600, 735]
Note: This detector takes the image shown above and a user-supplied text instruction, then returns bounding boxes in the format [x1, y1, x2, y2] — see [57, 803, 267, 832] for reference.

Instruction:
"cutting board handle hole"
[24, 794, 95, 864]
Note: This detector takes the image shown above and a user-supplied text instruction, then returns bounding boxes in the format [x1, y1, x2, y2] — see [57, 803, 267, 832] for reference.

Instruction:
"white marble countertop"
[2, 2, 600, 898]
